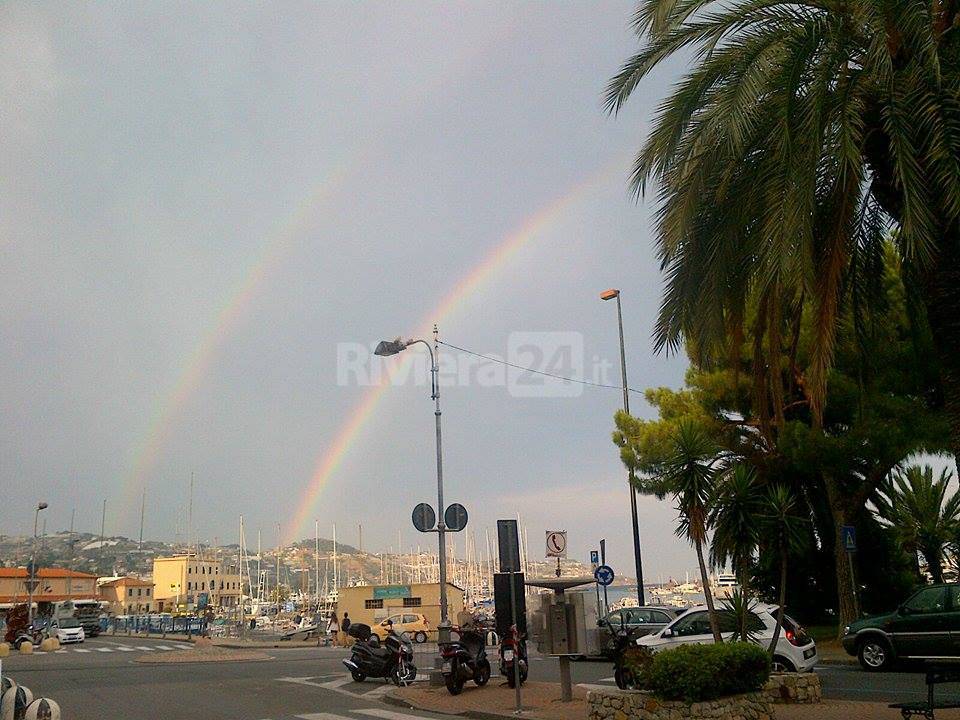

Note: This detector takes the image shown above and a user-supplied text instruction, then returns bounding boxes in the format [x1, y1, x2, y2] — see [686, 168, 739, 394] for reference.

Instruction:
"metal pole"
[509, 571, 522, 713]
[615, 294, 645, 606]
[430, 325, 450, 642]
[29, 506, 40, 627]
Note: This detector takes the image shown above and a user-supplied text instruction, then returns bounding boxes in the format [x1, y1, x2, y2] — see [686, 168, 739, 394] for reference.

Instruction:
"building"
[0, 567, 98, 608]
[152, 554, 242, 612]
[98, 577, 156, 615]
[337, 582, 464, 631]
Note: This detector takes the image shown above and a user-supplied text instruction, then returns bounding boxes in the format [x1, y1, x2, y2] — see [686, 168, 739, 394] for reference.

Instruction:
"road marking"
[136, 646, 154, 651]
[73, 648, 91, 653]
[154, 645, 174, 650]
[320, 678, 353, 690]
[95, 647, 113, 652]
[296, 714, 353, 720]
[354, 710, 434, 720]
[114, 646, 136, 652]
[360, 684, 394, 699]
[54, 650, 67, 654]
[174, 644, 193, 649]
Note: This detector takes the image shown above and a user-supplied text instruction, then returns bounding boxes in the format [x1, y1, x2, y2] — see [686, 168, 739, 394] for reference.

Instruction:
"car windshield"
[59, 618, 80, 628]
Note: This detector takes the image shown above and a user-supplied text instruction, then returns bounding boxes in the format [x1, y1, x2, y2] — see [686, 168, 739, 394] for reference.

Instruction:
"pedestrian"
[327, 612, 340, 647]
[341, 612, 351, 646]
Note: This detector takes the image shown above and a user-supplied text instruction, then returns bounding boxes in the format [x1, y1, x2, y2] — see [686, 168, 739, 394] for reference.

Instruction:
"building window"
[188, 567, 192, 574]
[365, 599, 384, 609]
[128, 588, 134, 597]
[146, 589, 151, 596]
[403, 597, 422, 608]
[188, 582, 192, 590]
[137, 588, 142, 596]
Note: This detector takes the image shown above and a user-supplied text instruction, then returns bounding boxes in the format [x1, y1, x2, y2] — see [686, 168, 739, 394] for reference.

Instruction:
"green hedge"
[643, 642, 771, 703]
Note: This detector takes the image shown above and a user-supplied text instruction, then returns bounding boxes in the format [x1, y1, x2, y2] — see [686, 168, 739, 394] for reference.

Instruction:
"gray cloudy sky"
[1, 1, 701, 580]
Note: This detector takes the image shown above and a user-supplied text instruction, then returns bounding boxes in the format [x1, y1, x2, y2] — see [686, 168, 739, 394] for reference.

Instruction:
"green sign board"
[373, 585, 411, 600]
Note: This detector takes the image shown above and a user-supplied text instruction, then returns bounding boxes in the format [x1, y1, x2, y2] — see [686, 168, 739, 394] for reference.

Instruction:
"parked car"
[842, 583, 960, 671]
[50, 617, 85, 644]
[373, 613, 431, 643]
[637, 604, 818, 672]
[597, 606, 683, 655]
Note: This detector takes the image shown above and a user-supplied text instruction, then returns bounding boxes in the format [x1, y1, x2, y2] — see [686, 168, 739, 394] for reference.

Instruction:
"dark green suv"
[842, 583, 960, 670]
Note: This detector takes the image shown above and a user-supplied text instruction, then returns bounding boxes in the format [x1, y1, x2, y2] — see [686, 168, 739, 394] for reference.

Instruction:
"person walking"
[327, 611, 340, 647]
[341, 612, 352, 646]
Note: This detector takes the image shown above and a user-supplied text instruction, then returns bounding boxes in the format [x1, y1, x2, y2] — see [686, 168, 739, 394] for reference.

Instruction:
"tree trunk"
[922, 230, 960, 462]
[823, 474, 859, 636]
[924, 545, 945, 584]
[695, 538, 723, 643]
[768, 543, 788, 655]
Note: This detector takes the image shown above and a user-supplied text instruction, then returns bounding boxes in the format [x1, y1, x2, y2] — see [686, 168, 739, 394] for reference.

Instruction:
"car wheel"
[771, 656, 796, 673]
[858, 638, 892, 672]
[414, 631, 427, 644]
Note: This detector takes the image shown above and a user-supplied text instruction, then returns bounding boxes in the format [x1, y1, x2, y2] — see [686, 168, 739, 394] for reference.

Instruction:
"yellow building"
[0, 567, 98, 607]
[337, 582, 464, 632]
[98, 577, 156, 615]
[152, 554, 242, 611]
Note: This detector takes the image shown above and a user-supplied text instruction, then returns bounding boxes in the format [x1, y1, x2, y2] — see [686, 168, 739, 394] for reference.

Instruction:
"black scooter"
[440, 629, 491, 695]
[611, 616, 641, 690]
[343, 623, 417, 686]
[498, 624, 528, 688]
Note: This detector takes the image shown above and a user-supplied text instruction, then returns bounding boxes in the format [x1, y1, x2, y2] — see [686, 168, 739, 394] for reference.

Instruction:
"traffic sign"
[590, 550, 599, 573]
[412, 503, 436, 533]
[545, 531, 567, 558]
[841, 525, 857, 552]
[444, 503, 469, 532]
[594, 564, 615, 586]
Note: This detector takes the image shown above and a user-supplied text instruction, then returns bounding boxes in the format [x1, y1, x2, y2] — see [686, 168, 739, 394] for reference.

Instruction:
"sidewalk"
[388, 682, 587, 720]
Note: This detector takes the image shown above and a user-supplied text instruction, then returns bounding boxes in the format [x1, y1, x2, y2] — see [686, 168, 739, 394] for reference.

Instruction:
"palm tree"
[648, 419, 723, 642]
[606, 0, 960, 631]
[762, 485, 808, 654]
[873, 465, 960, 583]
[710, 464, 762, 640]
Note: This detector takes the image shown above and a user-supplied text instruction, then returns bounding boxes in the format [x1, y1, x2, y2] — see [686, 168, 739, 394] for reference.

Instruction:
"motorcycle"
[610, 616, 641, 690]
[440, 629, 491, 695]
[342, 623, 417, 686]
[498, 624, 528, 689]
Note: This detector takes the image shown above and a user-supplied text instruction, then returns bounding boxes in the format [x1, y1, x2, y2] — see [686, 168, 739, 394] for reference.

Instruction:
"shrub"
[643, 642, 771, 703]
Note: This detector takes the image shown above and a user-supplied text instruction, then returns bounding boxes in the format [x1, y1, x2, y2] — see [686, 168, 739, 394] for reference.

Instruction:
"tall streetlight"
[29, 501, 49, 627]
[375, 324, 451, 643]
[600, 289, 646, 605]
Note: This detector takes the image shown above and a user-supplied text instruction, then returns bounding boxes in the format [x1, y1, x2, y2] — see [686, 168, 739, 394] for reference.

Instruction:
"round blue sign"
[594, 564, 615, 586]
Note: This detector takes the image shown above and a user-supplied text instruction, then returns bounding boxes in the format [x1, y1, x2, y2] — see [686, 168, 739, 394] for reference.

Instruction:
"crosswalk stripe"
[174, 644, 192, 649]
[136, 646, 154, 651]
[296, 714, 352, 720]
[55, 650, 67, 654]
[115, 646, 136, 652]
[354, 710, 432, 720]
[73, 648, 91, 653]
[95, 647, 113, 652]
[154, 645, 173, 650]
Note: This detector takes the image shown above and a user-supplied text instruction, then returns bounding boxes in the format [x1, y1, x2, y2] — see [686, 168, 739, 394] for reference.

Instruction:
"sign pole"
[600, 539, 608, 614]
[509, 570, 522, 714]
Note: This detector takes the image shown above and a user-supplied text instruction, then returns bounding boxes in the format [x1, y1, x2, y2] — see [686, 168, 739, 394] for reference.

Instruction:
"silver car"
[598, 606, 683, 655]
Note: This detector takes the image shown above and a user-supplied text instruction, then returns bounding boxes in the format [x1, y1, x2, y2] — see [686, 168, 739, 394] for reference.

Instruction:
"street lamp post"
[600, 289, 646, 606]
[29, 501, 49, 628]
[375, 325, 451, 643]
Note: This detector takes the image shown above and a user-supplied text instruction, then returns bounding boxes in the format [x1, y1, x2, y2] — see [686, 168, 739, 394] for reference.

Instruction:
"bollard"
[16, 643, 31, 656]
[0, 644, 9, 659]
[24, 698, 60, 720]
[1, 684, 34, 720]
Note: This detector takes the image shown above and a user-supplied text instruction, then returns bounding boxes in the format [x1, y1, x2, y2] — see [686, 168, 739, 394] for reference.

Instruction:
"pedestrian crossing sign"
[841, 525, 856, 552]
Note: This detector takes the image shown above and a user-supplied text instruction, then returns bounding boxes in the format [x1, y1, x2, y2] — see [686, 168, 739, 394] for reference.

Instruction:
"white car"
[637, 603, 818, 673]
[50, 617, 85, 644]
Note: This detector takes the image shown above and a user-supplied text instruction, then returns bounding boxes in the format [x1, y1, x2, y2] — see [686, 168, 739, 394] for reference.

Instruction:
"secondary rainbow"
[283, 159, 626, 545]
[120, 162, 354, 526]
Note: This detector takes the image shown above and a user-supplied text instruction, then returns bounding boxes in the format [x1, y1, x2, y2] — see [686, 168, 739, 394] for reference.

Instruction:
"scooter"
[498, 624, 528, 689]
[441, 629, 491, 695]
[342, 623, 417, 686]
[611, 616, 641, 690]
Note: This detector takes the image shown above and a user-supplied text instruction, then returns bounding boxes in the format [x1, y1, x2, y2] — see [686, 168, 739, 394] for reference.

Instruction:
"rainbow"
[283, 159, 626, 545]
[120, 162, 355, 526]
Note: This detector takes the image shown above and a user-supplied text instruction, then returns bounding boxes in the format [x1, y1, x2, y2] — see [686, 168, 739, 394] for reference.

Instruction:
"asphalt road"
[2, 636, 954, 720]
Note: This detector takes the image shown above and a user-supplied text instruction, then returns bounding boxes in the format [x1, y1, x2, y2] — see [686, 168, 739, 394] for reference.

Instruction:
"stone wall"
[587, 688, 774, 720]
[762, 672, 822, 704]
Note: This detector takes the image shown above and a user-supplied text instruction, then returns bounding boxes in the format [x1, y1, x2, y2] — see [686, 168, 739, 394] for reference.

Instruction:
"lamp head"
[37, 502, 48, 511]
[374, 339, 409, 357]
[600, 289, 620, 301]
